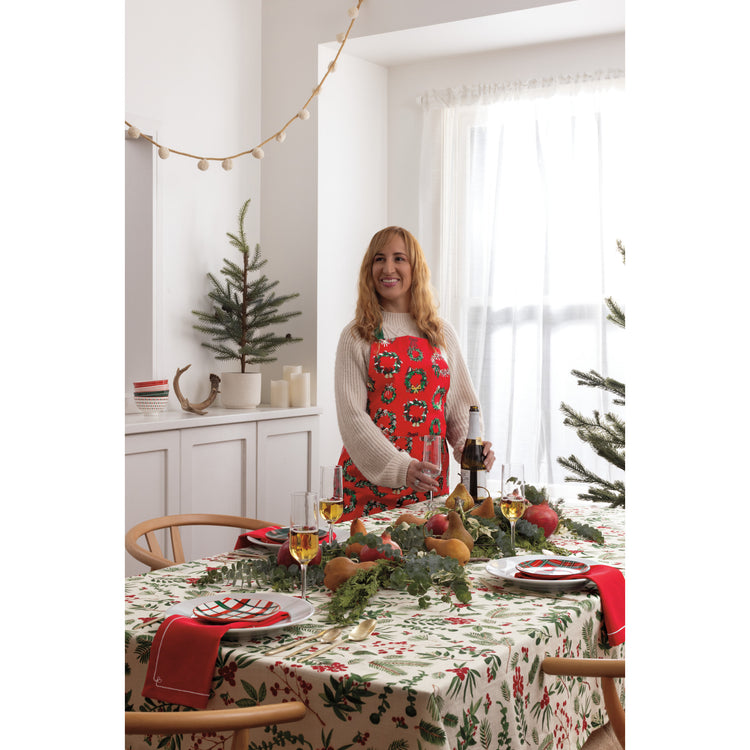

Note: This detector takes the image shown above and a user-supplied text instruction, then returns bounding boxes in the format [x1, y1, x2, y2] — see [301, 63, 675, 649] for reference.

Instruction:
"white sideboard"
[125, 406, 321, 576]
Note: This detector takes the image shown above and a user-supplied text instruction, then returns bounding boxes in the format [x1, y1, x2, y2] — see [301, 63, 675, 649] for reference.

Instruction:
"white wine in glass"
[289, 491, 320, 600]
[421, 435, 442, 510]
[500, 464, 526, 554]
[319, 465, 343, 544]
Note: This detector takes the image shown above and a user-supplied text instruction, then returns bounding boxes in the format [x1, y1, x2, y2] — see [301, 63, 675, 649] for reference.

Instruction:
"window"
[419, 73, 625, 485]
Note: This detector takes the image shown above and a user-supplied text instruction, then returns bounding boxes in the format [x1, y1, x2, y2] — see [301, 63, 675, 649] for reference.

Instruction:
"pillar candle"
[290, 372, 311, 407]
[270, 379, 289, 408]
[283, 365, 302, 385]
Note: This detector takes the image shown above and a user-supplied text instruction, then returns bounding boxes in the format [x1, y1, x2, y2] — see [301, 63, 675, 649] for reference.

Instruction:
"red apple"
[425, 513, 449, 536]
[277, 539, 322, 567]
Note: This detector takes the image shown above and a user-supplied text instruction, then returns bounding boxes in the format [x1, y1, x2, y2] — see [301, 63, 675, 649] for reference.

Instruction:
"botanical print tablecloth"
[125, 502, 625, 750]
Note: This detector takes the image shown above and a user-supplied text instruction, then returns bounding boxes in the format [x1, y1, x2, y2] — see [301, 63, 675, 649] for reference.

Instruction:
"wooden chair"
[125, 701, 306, 750]
[541, 657, 625, 749]
[126, 513, 275, 571]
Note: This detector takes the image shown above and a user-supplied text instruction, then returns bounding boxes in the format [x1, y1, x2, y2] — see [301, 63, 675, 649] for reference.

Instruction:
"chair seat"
[583, 722, 623, 750]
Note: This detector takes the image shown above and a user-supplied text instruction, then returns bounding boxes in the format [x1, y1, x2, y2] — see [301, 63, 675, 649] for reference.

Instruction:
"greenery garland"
[195, 485, 604, 623]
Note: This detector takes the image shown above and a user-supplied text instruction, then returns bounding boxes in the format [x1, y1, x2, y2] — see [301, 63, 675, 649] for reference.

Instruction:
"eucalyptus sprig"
[325, 551, 471, 624]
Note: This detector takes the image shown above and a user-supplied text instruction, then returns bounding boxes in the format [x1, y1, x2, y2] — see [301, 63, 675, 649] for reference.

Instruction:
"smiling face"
[371, 233, 413, 312]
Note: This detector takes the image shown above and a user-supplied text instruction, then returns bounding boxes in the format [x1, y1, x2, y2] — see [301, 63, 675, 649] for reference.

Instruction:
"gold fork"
[264, 626, 342, 657]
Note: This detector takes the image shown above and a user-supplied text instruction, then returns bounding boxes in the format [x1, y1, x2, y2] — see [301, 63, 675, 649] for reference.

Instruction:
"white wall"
[125, 0, 262, 406]
[317, 51, 389, 464]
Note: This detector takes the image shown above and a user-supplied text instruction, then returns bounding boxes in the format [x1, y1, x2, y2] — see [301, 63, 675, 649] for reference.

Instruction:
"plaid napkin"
[142, 609, 289, 709]
[234, 527, 335, 548]
[517, 564, 625, 646]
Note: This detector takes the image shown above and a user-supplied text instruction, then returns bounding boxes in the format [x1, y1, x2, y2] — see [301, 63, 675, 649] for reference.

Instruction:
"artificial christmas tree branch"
[192, 198, 302, 372]
[557, 242, 626, 507]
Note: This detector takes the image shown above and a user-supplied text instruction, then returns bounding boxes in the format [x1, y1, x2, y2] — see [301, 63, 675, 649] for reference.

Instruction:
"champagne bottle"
[460, 405, 487, 502]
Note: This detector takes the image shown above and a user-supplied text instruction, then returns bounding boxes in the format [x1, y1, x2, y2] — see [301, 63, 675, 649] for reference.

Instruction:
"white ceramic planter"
[220, 372, 262, 409]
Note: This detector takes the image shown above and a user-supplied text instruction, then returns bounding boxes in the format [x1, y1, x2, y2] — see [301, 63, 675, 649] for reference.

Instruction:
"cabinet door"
[125, 431, 180, 577]
[179, 422, 257, 561]
[256, 416, 319, 525]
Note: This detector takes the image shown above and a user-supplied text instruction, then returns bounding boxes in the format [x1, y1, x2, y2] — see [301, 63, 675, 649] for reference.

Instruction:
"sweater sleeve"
[441, 320, 484, 462]
[334, 323, 414, 488]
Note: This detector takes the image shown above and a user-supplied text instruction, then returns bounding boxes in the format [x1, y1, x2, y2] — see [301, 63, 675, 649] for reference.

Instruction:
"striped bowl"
[133, 393, 169, 415]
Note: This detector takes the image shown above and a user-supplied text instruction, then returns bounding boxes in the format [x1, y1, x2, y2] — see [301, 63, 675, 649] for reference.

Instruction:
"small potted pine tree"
[192, 198, 302, 408]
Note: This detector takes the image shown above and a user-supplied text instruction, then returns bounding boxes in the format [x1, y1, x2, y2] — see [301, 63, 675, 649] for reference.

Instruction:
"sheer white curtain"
[419, 71, 626, 486]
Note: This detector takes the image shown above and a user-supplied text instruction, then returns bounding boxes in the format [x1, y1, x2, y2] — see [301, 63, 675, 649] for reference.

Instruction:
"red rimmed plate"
[192, 597, 282, 624]
[516, 557, 590, 579]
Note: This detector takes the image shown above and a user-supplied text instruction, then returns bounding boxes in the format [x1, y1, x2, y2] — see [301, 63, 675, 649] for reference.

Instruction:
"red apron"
[338, 333, 451, 521]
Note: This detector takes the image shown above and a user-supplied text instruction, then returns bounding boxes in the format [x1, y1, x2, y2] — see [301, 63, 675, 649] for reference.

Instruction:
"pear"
[470, 494, 496, 519]
[442, 511, 475, 551]
[445, 483, 474, 510]
[345, 517, 367, 557]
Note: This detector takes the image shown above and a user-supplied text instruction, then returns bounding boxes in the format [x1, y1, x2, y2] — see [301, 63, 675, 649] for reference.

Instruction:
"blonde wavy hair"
[353, 226, 445, 348]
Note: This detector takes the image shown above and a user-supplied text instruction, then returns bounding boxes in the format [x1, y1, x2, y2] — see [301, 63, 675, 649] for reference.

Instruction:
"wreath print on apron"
[338, 333, 450, 521]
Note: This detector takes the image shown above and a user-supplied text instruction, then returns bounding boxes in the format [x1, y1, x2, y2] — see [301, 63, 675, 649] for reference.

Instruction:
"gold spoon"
[264, 626, 342, 657]
[297, 619, 377, 662]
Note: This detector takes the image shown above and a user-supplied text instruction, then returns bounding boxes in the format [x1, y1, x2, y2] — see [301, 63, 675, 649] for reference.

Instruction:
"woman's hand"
[482, 441, 496, 472]
[406, 459, 440, 493]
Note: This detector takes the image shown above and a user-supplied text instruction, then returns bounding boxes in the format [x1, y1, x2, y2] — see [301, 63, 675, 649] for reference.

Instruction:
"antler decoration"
[173, 365, 221, 415]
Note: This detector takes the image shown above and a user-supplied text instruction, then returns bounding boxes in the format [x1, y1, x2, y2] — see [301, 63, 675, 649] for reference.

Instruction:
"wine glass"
[421, 435, 442, 510]
[289, 491, 320, 600]
[500, 464, 526, 554]
[319, 465, 343, 545]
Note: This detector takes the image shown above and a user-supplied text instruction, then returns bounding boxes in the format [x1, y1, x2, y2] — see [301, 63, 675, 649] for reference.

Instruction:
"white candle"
[290, 371, 311, 407]
[270, 379, 289, 408]
[283, 365, 302, 385]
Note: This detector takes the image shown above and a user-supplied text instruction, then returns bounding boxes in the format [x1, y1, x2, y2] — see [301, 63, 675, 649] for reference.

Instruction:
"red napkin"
[234, 528, 335, 548]
[142, 610, 289, 709]
[234, 526, 282, 547]
[517, 564, 625, 646]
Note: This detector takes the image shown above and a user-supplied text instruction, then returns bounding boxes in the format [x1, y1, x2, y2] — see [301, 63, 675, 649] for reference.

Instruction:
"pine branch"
[569, 369, 625, 402]
[192, 198, 302, 368]
[605, 297, 625, 328]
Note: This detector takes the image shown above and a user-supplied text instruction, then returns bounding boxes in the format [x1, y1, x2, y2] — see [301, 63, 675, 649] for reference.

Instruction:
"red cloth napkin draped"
[142, 610, 289, 709]
[234, 527, 335, 548]
[517, 564, 625, 646]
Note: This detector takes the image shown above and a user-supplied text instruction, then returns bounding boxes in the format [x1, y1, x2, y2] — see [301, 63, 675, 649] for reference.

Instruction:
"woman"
[335, 226, 494, 520]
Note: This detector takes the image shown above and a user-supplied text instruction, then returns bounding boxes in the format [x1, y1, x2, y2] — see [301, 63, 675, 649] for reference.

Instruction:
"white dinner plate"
[165, 591, 315, 639]
[485, 555, 599, 592]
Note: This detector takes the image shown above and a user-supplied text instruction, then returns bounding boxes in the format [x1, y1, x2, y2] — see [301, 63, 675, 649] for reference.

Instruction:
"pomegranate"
[360, 531, 403, 561]
[425, 513, 449, 536]
[523, 501, 559, 538]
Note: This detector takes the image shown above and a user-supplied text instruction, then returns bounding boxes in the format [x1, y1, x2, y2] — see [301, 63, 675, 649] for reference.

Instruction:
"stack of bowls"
[133, 379, 170, 416]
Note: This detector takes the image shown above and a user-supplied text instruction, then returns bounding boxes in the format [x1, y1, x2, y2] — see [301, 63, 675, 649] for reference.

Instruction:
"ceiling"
[326, 0, 625, 67]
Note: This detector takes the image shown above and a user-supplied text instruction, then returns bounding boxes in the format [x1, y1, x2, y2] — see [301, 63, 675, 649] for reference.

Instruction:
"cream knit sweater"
[334, 311, 482, 489]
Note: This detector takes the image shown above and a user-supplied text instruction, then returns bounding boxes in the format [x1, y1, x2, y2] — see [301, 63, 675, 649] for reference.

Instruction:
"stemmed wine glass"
[500, 464, 526, 554]
[319, 465, 343, 546]
[289, 490, 320, 600]
[421, 435, 442, 510]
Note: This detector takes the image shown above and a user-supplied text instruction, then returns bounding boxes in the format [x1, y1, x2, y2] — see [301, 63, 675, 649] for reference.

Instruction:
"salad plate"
[264, 526, 328, 543]
[485, 555, 598, 592]
[516, 557, 591, 578]
[165, 591, 315, 639]
[193, 597, 282, 624]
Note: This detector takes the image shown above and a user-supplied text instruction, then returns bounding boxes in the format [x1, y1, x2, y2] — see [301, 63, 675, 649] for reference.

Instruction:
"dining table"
[125, 499, 625, 750]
